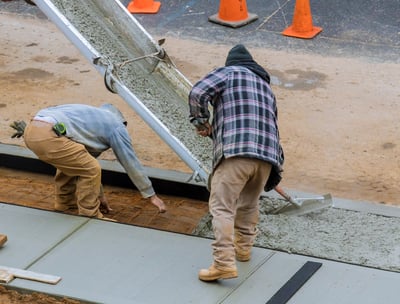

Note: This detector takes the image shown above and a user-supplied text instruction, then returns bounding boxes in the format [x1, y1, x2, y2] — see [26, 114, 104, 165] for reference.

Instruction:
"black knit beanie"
[225, 44, 253, 66]
[224, 44, 271, 84]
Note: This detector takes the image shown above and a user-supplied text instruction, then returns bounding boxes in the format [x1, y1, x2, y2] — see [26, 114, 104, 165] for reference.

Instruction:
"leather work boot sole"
[198, 264, 238, 281]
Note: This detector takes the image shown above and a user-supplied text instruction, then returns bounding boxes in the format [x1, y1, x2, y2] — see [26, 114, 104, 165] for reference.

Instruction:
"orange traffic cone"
[127, 0, 161, 14]
[282, 0, 322, 39]
[208, 0, 258, 28]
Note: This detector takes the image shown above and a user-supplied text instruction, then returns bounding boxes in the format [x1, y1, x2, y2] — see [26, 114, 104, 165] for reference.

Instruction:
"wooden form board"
[0, 234, 7, 247]
[0, 266, 61, 284]
[0, 269, 13, 283]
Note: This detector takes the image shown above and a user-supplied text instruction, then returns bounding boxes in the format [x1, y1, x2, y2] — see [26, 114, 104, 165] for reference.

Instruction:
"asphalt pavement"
[125, 0, 400, 63]
[1, 0, 399, 62]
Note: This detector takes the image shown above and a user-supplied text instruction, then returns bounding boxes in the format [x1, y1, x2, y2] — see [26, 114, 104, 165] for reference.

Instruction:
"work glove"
[265, 144, 285, 191]
[9, 120, 27, 138]
[264, 165, 283, 192]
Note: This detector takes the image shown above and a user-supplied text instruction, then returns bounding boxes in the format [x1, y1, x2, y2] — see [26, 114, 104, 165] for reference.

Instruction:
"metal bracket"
[103, 62, 118, 94]
[186, 170, 208, 185]
[93, 57, 119, 94]
[117, 39, 175, 70]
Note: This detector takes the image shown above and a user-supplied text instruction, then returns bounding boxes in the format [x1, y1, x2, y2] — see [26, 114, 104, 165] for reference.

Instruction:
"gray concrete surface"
[1, 202, 400, 304]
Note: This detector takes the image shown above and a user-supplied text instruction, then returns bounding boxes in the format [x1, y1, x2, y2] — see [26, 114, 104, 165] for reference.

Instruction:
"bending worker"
[189, 44, 284, 281]
[23, 103, 166, 219]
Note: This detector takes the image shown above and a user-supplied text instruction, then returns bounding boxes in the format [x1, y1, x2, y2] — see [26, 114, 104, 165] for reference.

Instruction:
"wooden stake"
[0, 266, 61, 284]
[0, 234, 7, 247]
[0, 269, 14, 283]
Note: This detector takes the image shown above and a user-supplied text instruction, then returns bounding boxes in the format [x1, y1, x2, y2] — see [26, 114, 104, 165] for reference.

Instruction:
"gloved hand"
[265, 144, 284, 191]
[9, 120, 27, 138]
[191, 119, 212, 138]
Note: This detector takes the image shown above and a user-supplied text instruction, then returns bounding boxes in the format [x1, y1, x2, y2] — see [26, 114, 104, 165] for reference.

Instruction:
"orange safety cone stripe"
[282, 0, 322, 39]
[127, 0, 161, 14]
[209, 0, 258, 28]
[218, 0, 249, 21]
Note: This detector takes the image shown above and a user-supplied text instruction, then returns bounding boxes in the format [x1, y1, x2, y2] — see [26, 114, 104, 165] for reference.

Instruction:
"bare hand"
[149, 195, 166, 213]
[99, 195, 113, 214]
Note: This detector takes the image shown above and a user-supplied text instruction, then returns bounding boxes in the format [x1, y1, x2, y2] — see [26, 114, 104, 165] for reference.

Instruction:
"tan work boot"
[234, 232, 252, 262]
[198, 264, 238, 281]
[235, 248, 251, 262]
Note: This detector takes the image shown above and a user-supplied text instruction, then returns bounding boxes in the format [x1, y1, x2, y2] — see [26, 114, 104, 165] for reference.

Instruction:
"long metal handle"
[274, 186, 301, 207]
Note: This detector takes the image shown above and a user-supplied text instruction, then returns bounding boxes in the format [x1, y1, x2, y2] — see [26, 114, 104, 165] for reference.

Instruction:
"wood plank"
[0, 269, 14, 283]
[0, 234, 7, 247]
[0, 266, 61, 284]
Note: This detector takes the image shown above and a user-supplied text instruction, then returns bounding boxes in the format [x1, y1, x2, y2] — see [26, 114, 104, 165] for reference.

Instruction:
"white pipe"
[33, 0, 210, 184]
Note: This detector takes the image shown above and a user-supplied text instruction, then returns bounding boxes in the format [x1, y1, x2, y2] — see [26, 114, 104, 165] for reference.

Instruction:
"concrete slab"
[0, 203, 88, 268]
[2, 203, 400, 304]
[291, 260, 400, 304]
[4, 203, 273, 303]
[225, 252, 400, 304]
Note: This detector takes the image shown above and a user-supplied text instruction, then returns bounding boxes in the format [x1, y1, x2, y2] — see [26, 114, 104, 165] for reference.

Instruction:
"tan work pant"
[209, 157, 272, 269]
[24, 120, 103, 218]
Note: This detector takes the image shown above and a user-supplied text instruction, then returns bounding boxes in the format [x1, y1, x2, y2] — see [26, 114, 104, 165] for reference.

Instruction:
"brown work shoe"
[235, 249, 251, 262]
[198, 264, 238, 281]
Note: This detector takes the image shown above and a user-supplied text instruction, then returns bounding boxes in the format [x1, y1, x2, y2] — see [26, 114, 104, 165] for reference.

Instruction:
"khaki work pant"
[24, 120, 103, 218]
[209, 157, 272, 269]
